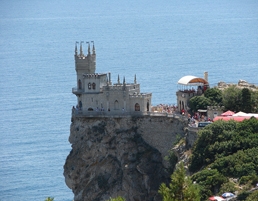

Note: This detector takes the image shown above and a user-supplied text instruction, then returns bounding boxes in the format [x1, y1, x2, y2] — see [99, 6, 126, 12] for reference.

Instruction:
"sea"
[0, 0, 257, 200]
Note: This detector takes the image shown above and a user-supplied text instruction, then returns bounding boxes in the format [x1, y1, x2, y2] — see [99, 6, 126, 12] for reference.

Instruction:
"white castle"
[72, 41, 152, 116]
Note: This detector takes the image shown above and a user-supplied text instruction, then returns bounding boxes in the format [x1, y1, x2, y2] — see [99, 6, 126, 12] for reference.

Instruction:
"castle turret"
[74, 41, 96, 82]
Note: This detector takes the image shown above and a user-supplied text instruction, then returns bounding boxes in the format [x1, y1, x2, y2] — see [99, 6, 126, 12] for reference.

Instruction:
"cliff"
[64, 115, 190, 201]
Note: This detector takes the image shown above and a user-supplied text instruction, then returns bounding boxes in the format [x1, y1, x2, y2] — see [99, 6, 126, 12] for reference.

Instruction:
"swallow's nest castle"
[72, 42, 152, 116]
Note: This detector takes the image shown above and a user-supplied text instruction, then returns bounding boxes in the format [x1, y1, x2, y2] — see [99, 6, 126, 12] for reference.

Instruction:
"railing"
[71, 108, 188, 120]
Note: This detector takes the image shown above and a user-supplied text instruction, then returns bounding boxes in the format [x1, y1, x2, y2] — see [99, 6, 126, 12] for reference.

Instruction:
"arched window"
[79, 101, 82, 109]
[92, 82, 96, 90]
[78, 79, 82, 89]
[135, 103, 140, 111]
[88, 83, 91, 89]
[147, 101, 149, 111]
[114, 100, 119, 110]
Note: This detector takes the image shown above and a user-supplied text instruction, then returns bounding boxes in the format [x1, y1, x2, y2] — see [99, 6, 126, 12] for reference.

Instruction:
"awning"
[198, 109, 207, 113]
[177, 75, 209, 86]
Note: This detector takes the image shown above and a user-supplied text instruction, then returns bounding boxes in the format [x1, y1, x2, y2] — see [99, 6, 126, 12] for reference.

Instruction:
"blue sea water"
[0, 0, 258, 200]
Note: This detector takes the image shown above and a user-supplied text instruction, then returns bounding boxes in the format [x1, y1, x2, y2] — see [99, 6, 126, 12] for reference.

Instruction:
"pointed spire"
[134, 74, 137, 84]
[75, 41, 79, 55]
[86, 42, 91, 55]
[118, 74, 120, 84]
[123, 76, 126, 85]
[80, 41, 84, 56]
[91, 41, 95, 54]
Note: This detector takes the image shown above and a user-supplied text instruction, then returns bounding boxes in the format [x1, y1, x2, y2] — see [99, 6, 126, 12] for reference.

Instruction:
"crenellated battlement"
[75, 41, 96, 75]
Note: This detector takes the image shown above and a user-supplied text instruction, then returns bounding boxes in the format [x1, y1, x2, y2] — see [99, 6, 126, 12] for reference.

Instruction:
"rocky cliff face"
[64, 116, 188, 201]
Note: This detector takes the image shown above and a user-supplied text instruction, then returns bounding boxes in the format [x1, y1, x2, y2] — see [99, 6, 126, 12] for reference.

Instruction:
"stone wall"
[64, 115, 191, 201]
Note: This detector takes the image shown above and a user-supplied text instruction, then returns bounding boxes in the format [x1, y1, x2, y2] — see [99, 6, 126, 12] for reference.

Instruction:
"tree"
[204, 88, 223, 106]
[241, 88, 252, 113]
[159, 162, 200, 201]
[222, 86, 242, 112]
[189, 96, 211, 113]
[246, 190, 258, 201]
[251, 91, 258, 113]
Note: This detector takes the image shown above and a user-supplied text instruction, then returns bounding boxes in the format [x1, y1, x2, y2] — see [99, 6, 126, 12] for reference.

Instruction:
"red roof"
[213, 116, 258, 122]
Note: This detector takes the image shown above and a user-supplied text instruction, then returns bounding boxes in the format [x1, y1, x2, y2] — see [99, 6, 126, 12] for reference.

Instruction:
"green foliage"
[106, 196, 126, 201]
[174, 134, 183, 145]
[189, 96, 212, 112]
[239, 174, 258, 185]
[44, 197, 54, 201]
[191, 169, 227, 201]
[210, 147, 258, 178]
[251, 90, 258, 113]
[246, 191, 258, 201]
[222, 86, 242, 112]
[188, 118, 258, 200]
[204, 88, 223, 106]
[164, 150, 178, 175]
[237, 191, 250, 200]
[241, 88, 252, 113]
[221, 85, 258, 112]
[219, 181, 237, 194]
[159, 162, 201, 201]
[189, 118, 258, 173]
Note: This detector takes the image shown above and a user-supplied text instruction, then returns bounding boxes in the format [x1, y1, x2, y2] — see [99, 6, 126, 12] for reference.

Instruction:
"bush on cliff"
[106, 196, 126, 201]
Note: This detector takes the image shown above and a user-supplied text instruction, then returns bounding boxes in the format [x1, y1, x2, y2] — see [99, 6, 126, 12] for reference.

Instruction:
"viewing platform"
[71, 108, 187, 120]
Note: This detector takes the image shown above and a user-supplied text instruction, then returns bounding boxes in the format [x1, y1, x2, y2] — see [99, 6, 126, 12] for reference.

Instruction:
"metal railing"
[71, 108, 188, 120]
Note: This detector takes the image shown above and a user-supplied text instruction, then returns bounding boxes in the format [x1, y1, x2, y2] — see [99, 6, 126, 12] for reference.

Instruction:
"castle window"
[135, 103, 140, 111]
[147, 101, 149, 111]
[114, 100, 119, 110]
[88, 82, 91, 89]
[92, 82, 96, 90]
[78, 79, 82, 89]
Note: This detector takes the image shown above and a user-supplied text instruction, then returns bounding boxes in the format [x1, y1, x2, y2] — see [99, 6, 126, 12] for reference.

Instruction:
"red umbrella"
[221, 110, 235, 116]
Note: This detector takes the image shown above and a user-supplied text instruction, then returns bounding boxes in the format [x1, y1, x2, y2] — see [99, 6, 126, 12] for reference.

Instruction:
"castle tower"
[74, 41, 96, 82]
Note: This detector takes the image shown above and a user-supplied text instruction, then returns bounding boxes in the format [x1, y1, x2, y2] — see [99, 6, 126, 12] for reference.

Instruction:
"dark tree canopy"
[221, 86, 242, 112]
[241, 88, 252, 113]
[189, 96, 212, 112]
[204, 88, 223, 106]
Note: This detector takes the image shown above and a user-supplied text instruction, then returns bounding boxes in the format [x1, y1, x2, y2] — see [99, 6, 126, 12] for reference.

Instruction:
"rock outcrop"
[64, 116, 188, 201]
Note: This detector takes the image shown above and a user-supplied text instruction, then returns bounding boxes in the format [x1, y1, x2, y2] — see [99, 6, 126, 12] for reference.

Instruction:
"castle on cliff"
[72, 42, 152, 116]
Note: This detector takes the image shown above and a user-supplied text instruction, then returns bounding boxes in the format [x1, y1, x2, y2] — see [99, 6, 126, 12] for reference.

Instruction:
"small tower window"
[88, 82, 91, 89]
[135, 103, 140, 111]
[78, 79, 82, 89]
[92, 82, 96, 90]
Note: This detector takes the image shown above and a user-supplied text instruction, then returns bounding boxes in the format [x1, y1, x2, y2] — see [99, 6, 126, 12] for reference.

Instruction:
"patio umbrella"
[221, 110, 235, 116]
[222, 192, 234, 198]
